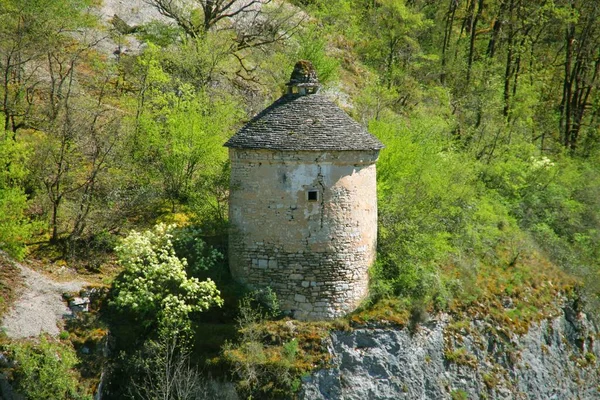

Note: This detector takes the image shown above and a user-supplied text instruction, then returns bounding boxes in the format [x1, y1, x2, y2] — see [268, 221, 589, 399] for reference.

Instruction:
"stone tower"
[225, 61, 384, 320]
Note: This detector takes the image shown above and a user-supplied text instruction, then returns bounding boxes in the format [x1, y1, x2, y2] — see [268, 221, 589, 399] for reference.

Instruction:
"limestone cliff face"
[300, 302, 600, 399]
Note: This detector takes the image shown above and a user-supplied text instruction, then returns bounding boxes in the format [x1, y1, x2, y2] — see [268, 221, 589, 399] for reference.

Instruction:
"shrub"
[171, 225, 223, 275]
[371, 115, 479, 304]
[221, 293, 302, 398]
[0, 139, 35, 260]
[8, 336, 91, 400]
[110, 223, 223, 333]
[129, 330, 211, 400]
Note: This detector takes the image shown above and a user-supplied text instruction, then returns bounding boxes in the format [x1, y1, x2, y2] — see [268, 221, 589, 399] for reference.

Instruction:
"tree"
[0, 0, 126, 247]
[0, 135, 34, 259]
[558, 0, 600, 152]
[362, 0, 431, 89]
[131, 44, 240, 212]
[0, 0, 96, 139]
[147, 0, 271, 37]
[130, 330, 211, 400]
[32, 50, 123, 243]
[145, 0, 303, 82]
[110, 223, 223, 332]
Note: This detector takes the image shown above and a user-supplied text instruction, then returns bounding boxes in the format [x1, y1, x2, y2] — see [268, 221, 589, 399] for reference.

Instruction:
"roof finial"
[286, 60, 320, 95]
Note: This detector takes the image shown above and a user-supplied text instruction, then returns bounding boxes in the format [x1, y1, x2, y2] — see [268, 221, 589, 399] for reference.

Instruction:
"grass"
[482, 372, 499, 390]
[218, 318, 345, 398]
[212, 242, 580, 398]
[444, 347, 477, 368]
[448, 249, 578, 335]
[451, 389, 469, 400]
[26, 241, 122, 285]
[349, 297, 411, 327]
[347, 246, 577, 339]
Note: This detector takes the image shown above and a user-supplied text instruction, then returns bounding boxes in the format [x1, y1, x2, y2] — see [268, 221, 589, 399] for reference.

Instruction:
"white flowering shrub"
[111, 223, 223, 331]
[530, 155, 555, 170]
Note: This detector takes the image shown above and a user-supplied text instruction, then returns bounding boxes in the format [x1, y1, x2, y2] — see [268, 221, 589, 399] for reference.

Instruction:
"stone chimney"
[286, 60, 320, 96]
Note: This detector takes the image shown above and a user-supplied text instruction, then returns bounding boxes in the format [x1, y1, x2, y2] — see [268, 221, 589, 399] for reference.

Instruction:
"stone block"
[294, 294, 306, 303]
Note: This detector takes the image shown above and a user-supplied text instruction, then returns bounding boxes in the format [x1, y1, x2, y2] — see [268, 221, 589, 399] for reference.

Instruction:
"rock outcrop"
[301, 303, 600, 399]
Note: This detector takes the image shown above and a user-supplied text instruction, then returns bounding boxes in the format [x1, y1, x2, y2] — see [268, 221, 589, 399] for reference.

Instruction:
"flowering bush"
[111, 224, 223, 331]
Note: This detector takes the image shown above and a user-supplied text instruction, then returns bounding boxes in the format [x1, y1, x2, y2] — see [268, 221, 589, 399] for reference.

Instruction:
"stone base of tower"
[229, 245, 372, 320]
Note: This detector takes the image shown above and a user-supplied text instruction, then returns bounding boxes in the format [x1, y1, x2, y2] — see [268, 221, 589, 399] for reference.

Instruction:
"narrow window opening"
[307, 190, 318, 202]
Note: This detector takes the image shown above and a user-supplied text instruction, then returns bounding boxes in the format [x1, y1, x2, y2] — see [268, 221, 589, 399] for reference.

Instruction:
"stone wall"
[228, 149, 379, 319]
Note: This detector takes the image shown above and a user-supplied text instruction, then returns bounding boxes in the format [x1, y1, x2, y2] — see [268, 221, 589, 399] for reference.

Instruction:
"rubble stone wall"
[228, 149, 379, 319]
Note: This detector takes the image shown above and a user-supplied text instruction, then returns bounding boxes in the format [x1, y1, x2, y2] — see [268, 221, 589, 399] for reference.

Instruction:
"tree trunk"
[560, 3, 576, 148]
[441, 0, 458, 84]
[466, 0, 484, 84]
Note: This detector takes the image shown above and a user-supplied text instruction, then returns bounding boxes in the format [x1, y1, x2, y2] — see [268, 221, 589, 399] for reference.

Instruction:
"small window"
[307, 190, 318, 201]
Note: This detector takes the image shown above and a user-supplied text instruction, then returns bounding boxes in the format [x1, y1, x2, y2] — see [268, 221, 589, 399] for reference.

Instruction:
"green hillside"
[0, 0, 599, 398]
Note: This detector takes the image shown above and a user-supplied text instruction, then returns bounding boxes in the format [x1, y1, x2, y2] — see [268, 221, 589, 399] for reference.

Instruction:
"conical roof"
[224, 61, 384, 151]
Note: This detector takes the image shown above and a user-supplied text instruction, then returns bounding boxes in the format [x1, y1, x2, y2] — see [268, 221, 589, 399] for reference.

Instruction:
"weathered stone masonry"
[225, 61, 384, 320]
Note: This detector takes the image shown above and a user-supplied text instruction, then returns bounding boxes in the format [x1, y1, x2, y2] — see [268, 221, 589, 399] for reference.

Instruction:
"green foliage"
[0, 187, 32, 259]
[0, 0, 97, 51]
[282, 339, 299, 362]
[221, 295, 310, 399]
[236, 288, 281, 333]
[2, 0, 600, 394]
[189, 161, 231, 236]
[293, 24, 339, 85]
[451, 389, 469, 400]
[0, 138, 35, 259]
[444, 347, 476, 367]
[371, 114, 477, 302]
[110, 223, 223, 333]
[7, 336, 91, 400]
[585, 352, 597, 364]
[358, 0, 434, 89]
[136, 20, 183, 47]
[171, 225, 223, 275]
[131, 43, 242, 212]
[482, 372, 499, 390]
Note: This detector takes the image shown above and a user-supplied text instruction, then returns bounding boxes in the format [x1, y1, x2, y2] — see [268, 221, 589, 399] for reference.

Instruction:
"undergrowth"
[0, 253, 23, 319]
[214, 290, 350, 399]
[210, 240, 579, 399]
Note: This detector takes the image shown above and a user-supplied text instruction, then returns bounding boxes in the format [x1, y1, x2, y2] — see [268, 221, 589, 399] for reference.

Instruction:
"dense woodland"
[1, 0, 600, 398]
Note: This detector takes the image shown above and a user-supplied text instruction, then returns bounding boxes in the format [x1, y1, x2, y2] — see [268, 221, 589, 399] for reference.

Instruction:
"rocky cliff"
[301, 301, 600, 399]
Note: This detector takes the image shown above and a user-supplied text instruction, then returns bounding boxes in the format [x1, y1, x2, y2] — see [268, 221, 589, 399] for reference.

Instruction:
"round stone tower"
[225, 61, 384, 320]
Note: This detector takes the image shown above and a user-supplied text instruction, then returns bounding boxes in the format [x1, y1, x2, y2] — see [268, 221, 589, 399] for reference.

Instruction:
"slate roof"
[224, 93, 384, 151]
